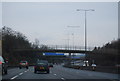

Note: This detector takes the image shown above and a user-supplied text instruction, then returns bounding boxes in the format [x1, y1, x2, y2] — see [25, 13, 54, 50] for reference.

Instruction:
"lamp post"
[63, 38, 70, 50]
[67, 26, 80, 50]
[72, 33, 74, 50]
[76, 9, 94, 52]
[67, 26, 80, 65]
[77, 9, 94, 65]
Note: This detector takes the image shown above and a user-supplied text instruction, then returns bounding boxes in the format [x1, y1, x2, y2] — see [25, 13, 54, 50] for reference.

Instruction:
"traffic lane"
[2, 65, 119, 80]
[52, 65, 119, 79]
[18, 65, 87, 79]
[2, 67, 29, 80]
[3, 65, 86, 80]
[2, 66, 94, 80]
[3, 66, 63, 80]
[51, 65, 85, 79]
[16, 66, 60, 79]
[17, 65, 118, 79]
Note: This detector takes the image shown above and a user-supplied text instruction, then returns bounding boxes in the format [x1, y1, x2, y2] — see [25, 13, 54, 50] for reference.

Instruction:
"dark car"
[34, 60, 50, 74]
[0, 56, 8, 75]
[19, 61, 29, 69]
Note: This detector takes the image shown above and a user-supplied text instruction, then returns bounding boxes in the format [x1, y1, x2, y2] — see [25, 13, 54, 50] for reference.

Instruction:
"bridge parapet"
[13, 45, 94, 53]
[39, 45, 94, 51]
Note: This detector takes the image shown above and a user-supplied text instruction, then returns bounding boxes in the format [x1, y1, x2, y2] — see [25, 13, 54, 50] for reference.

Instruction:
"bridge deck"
[13, 49, 92, 53]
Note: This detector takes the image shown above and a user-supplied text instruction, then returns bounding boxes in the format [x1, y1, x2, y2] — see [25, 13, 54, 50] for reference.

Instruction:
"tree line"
[1, 26, 119, 66]
[87, 38, 119, 66]
[1, 26, 64, 65]
[1, 26, 46, 65]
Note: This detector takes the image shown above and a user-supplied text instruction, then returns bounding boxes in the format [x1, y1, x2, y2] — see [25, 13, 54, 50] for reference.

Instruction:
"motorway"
[2, 65, 119, 81]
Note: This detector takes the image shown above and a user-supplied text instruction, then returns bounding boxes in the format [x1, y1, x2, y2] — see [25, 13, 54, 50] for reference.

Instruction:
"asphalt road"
[2, 65, 119, 81]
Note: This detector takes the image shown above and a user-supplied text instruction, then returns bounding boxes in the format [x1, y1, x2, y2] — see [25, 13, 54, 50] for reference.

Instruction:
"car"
[0, 56, 8, 75]
[91, 64, 97, 67]
[49, 63, 53, 67]
[19, 61, 29, 69]
[34, 60, 50, 74]
[91, 64, 97, 71]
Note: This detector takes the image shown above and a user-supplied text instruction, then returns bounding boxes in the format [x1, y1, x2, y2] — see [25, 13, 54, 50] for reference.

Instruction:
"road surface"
[2, 65, 119, 81]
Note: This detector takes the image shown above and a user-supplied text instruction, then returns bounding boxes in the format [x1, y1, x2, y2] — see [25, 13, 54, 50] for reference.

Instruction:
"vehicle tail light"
[19, 63, 22, 65]
[26, 63, 28, 65]
[0, 61, 2, 64]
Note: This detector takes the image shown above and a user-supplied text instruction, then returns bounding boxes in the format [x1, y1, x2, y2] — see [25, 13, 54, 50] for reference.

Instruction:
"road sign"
[43, 53, 64, 56]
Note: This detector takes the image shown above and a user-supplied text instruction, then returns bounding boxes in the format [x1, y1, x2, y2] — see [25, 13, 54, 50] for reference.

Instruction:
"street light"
[76, 9, 95, 52]
[63, 37, 70, 50]
[67, 25, 80, 50]
[67, 26, 80, 28]
[71, 33, 74, 50]
[77, 9, 94, 66]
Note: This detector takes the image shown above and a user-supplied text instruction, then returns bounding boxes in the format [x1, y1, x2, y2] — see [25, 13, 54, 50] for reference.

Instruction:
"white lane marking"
[11, 69, 29, 80]
[19, 72, 23, 75]
[54, 74, 57, 76]
[24, 70, 27, 72]
[61, 78, 65, 80]
[11, 75, 18, 80]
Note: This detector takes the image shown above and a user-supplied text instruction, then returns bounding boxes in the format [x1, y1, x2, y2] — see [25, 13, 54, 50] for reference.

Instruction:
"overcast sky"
[1, 2, 118, 47]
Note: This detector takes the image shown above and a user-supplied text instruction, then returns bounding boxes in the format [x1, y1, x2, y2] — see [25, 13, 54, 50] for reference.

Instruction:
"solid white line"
[10, 75, 18, 80]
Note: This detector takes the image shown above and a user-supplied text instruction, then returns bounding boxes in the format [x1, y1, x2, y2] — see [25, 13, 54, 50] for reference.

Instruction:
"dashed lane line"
[53, 73, 65, 80]
[19, 73, 23, 75]
[24, 71, 27, 72]
[24, 70, 29, 72]
[54, 74, 57, 76]
[11, 75, 18, 80]
[10, 70, 28, 80]
[61, 78, 65, 80]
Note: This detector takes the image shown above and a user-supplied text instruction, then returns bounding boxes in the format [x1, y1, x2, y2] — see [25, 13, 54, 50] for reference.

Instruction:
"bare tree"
[34, 38, 40, 49]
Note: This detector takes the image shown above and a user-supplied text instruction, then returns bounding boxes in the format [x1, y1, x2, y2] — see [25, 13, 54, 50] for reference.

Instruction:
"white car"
[91, 64, 97, 67]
